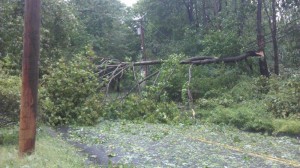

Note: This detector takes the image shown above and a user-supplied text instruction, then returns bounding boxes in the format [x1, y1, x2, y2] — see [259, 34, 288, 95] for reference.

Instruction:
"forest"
[0, 0, 300, 167]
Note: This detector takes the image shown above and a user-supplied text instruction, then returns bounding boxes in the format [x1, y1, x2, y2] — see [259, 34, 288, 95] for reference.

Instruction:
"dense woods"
[0, 0, 299, 134]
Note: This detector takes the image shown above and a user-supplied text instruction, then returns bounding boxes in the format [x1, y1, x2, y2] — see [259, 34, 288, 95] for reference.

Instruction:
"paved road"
[56, 121, 300, 168]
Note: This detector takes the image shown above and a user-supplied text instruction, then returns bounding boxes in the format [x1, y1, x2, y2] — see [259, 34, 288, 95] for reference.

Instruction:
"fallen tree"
[180, 51, 264, 65]
[98, 50, 263, 68]
[97, 50, 263, 96]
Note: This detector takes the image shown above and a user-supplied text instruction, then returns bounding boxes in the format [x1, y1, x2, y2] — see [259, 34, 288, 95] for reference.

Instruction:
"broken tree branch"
[180, 51, 263, 65]
[122, 71, 160, 99]
[97, 51, 262, 68]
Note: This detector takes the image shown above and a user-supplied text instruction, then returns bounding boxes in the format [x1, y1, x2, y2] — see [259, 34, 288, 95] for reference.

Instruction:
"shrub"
[40, 55, 103, 126]
[155, 54, 187, 101]
[0, 126, 18, 145]
[272, 119, 300, 135]
[196, 100, 274, 133]
[265, 76, 300, 118]
[0, 71, 20, 127]
[201, 30, 242, 57]
[101, 95, 188, 124]
[229, 76, 257, 102]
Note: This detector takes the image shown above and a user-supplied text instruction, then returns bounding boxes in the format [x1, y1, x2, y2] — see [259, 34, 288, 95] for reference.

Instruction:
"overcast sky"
[119, 0, 138, 6]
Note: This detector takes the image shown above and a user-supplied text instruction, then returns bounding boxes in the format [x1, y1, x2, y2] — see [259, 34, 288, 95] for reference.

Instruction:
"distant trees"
[68, 0, 140, 61]
[132, 0, 299, 75]
[0, 0, 299, 75]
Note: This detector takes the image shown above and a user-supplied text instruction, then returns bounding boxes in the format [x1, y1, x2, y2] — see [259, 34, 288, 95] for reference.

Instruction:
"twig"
[153, 71, 161, 85]
[122, 71, 160, 99]
[132, 65, 141, 94]
[105, 64, 129, 96]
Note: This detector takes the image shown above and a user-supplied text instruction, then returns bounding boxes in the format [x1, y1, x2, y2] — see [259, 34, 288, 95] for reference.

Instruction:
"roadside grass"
[273, 119, 300, 135]
[0, 126, 93, 168]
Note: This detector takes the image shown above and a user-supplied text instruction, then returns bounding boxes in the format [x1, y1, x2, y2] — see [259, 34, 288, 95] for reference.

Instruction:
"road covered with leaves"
[58, 120, 300, 167]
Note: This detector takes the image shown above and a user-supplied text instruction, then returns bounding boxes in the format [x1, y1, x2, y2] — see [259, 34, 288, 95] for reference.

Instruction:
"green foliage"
[201, 30, 242, 57]
[146, 54, 187, 101]
[196, 101, 274, 133]
[194, 74, 300, 134]
[69, 0, 139, 61]
[0, 0, 23, 74]
[191, 65, 242, 99]
[0, 0, 89, 75]
[0, 0, 299, 138]
[273, 119, 300, 135]
[134, 0, 189, 58]
[102, 95, 186, 124]
[0, 127, 91, 168]
[41, 0, 89, 69]
[264, 75, 300, 118]
[0, 126, 18, 145]
[229, 76, 260, 102]
[0, 69, 20, 126]
[40, 55, 103, 126]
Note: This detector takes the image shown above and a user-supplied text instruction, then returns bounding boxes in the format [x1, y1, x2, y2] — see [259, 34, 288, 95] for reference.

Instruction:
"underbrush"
[0, 126, 19, 146]
[99, 72, 300, 136]
[0, 72, 20, 127]
[272, 119, 300, 135]
[40, 55, 103, 126]
[101, 95, 190, 124]
[194, 74, 300, 135]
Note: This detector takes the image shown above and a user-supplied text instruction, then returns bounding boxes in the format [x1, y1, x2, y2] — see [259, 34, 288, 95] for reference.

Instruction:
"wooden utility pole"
[139, 17, 148, 82]
[19, 0, 41, 157]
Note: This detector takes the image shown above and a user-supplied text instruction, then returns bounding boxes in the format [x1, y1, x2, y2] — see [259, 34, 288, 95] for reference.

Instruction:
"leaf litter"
[59, 120, 300, 167]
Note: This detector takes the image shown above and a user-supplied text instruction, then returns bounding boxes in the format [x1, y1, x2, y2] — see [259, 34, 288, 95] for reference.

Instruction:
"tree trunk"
[257, 0, 270, 77]
[233, 0, 237, 13]
[19, 0, 41, 157]
[237, 0, 245, 36]
[184, 0, 195, 25]
[271, 0, 279, 75]
[194, 0, 199, 28]
[202, 0, 208, 26]
[214, 0, 222, 16]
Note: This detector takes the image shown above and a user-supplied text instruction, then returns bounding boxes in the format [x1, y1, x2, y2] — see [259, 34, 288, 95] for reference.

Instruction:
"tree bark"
[99, 51, 262, 67]
[180, 51, 263, 65]
[214, 0, 222, 16]
[257, 0, 270, 77]
[237, 0, 246, 36]
[233, 0, 237, 13]
[184, 0, 195, 25]
[271, 0, 279, 75]
[202, 0, 208, 26]
[19, 0, 41, 157]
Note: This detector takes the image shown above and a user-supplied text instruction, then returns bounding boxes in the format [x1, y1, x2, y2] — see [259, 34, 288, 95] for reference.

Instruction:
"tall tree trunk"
[214, 0, 222, 16]
[194, 0, 199, 28]
[19, 0, 41, 157]
[257, 0, 270, 77]
[233, 0, 237, 13]
[202, 0, 208, 26]
[237, 0, 245, 36]
[271, 0, 279, 75]
[184, 0, 195, 25]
